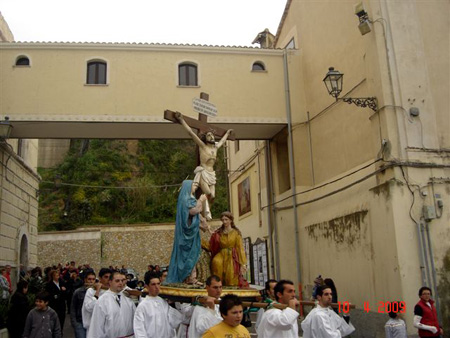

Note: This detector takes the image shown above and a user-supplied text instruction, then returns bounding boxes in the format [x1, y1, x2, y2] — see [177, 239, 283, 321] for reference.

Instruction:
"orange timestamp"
[337, 301, 406, 314]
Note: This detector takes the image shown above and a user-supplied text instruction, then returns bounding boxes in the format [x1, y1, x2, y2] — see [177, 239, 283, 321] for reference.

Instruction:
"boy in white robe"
[87, 271, 135, 338]
[134, 276, 183, 338]
[82, 268, 111, 335]
[188, 275, 223, 338]
[256, 279, 300, 338]
[175, 302, 194, 338]
[301, 285, 355, 338]
[254, 279, 277, 331]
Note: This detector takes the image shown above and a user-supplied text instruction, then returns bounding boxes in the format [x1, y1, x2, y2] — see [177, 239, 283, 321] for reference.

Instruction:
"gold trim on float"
[160, 285, 261, 299]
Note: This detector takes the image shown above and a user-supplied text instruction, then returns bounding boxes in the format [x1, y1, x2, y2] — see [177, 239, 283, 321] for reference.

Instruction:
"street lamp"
[323, 67, 343, 100]
[0, 116, 13, 139]
[323, 67, 378, 112]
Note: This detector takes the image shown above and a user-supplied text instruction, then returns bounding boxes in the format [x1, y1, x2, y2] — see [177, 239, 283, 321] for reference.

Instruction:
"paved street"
[63, 318, 75, 338]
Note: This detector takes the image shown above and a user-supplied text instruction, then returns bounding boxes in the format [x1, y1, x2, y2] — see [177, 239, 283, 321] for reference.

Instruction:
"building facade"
[1, 1, 449, 335]
[228, 0, 449, 335]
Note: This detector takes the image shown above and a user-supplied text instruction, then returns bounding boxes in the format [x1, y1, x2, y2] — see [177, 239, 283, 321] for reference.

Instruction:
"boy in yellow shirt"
[202, 294, 250, 338]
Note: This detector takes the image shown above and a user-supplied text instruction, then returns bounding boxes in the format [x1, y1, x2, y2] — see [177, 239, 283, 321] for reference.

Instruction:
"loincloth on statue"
[194, 166, 216, 186]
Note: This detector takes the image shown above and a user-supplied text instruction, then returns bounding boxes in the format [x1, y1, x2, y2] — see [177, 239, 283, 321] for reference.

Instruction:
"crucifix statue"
[164, 93, 234, 220]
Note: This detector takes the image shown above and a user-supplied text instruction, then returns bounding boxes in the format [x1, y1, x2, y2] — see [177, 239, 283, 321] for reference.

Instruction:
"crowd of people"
[1, 261, 444, 338]
[0, 262, 164, 337]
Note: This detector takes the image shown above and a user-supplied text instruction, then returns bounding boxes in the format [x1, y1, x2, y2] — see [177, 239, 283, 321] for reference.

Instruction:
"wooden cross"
[164, 92, 235, 142]
[164, 92, 235, 167]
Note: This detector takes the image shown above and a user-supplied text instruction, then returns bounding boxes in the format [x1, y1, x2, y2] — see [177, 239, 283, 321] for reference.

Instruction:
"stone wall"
[101, 226, 174, 274]
[38, 230, 101, 272]
[0, 143, 39, 288]
[38, 222, 220, 279]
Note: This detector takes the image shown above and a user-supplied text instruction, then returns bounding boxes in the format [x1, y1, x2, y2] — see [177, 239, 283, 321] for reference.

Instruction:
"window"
[17, 139, 24, 157]
[285, 38, 295, 49]
[235, 140, 240, 153]
[178, 63, 198, 86]
[273, 128, 291, 194]
[87, 61, 107, 84]
[16, 56, 30, 66]
[252, 62, 265, 71]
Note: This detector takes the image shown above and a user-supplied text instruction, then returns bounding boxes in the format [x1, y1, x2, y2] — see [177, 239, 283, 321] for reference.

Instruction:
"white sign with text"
[193, 98, 218, 117]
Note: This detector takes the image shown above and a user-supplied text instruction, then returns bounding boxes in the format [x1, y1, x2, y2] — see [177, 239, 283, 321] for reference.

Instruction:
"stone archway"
[19, 234, 29, 272]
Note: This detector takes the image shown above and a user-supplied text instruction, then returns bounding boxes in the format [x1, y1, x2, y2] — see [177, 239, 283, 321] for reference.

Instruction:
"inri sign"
[192, 98, 218, 117]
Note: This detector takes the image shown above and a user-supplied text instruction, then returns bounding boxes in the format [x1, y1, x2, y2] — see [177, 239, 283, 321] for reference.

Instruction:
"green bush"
[38, 140, 229, 230]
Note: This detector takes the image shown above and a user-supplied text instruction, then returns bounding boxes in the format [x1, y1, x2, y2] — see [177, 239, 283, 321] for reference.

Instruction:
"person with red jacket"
[413, 287, 443, 337]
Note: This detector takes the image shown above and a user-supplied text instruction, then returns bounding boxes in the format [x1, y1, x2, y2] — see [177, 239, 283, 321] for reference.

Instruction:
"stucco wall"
[38, 139, 70, 169]
[259, 1, 450, 336]
[0, 44, 287, 126]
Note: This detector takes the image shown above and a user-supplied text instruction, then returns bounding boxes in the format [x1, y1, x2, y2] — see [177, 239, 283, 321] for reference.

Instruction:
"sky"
[0, 0, 287, 46]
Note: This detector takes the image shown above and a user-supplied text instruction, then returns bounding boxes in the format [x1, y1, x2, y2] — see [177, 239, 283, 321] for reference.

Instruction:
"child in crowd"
[311, 274, 323, 300]
[385, 304, 407, 338]
[23, 291, 62, 338]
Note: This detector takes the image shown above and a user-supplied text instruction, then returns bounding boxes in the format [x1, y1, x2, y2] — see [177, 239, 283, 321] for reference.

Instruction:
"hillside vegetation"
[38, 139, 229, 231]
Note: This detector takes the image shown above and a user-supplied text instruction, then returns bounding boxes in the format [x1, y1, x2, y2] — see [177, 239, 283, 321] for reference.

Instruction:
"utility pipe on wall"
[424, 221, 442, 324]
[416, 221, 427, 287]
[283, 49, 302, 285]
[264, 140, 278, 279]
[420, 221, 432, 289]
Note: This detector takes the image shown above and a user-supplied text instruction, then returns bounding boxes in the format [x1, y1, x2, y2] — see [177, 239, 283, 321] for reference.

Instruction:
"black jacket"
[45, 280, 66, 314]
[70, 286, 87, 324]
[6, 291, 31, 338]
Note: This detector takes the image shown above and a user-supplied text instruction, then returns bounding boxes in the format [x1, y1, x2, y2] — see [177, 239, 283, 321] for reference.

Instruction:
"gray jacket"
[23, 306, 62, 338]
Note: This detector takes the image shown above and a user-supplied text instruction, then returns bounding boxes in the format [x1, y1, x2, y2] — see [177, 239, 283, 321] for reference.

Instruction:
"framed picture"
[238, 176, 251, 216]
[243, 237, 253, 283]
[252, 238, 268, 286]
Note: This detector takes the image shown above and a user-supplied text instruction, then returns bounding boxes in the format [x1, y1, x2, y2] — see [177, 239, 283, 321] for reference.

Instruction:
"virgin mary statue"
[165, 180, 206, 284]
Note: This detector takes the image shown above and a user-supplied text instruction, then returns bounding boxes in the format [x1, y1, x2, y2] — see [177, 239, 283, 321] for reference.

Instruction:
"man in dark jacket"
[7, 280, 31, 338]
[66, 270, 83, 314]
[70, 271, 96, 338]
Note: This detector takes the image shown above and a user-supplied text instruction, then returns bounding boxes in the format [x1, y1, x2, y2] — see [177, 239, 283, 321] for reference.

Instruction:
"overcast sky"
[0, 0, 287, 46]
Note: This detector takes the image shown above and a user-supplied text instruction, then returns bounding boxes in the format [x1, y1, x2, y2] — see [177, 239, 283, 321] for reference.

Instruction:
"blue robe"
[166, 180, 201, 283]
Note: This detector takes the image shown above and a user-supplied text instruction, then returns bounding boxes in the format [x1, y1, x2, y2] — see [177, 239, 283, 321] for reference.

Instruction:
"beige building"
[228, 0, 449, 335]
[1, 0, 449, 336]
[0, 12, 39, 289]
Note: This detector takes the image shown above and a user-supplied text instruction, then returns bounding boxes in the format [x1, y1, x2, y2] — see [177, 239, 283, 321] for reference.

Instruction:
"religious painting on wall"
[238, 176, 251, 216]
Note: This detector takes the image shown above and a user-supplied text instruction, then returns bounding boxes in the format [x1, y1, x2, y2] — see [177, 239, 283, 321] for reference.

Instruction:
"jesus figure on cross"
[175, 112, 233, 219]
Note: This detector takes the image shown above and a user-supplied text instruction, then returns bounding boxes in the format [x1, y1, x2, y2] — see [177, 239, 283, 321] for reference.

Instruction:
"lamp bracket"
[341, 97, 378, 112]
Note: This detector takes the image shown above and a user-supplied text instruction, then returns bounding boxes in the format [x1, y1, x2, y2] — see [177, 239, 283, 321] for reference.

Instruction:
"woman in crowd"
[45, 269, 67, 331]
[210, 211, 247, 286]
[7, 280, 31, 338]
